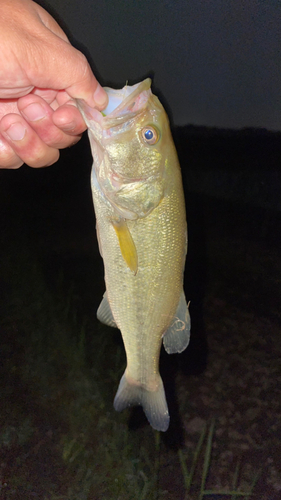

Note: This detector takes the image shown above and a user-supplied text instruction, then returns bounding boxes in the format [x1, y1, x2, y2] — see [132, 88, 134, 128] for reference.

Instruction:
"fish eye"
[141, 126, 159, 145]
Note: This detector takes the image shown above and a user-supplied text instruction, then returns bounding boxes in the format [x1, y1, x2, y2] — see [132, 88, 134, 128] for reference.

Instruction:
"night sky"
[42, 0, 281, 131]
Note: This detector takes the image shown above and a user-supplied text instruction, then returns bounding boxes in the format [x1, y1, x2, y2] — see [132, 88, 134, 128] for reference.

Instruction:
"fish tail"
[113, 372, 170, 432]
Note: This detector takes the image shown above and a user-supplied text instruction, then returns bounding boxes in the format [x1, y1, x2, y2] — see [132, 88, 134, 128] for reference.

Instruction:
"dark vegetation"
[0, 126, 280, 499]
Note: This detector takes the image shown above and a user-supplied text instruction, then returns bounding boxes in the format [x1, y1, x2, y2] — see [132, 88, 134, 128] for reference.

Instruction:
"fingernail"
[94, 84, 108, 108]
[22, 103, 46, 121]
[5, 123, 26, 141]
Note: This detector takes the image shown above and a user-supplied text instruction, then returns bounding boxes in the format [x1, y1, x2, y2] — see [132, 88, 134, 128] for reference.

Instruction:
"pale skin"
[0, 0, 108, 169]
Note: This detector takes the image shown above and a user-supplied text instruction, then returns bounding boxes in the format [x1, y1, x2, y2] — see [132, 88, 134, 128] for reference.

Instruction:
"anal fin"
[163, 291, 191, 354]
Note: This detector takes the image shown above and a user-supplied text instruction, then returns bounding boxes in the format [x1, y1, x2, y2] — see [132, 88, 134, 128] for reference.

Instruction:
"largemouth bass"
[77, 79, 190, 431]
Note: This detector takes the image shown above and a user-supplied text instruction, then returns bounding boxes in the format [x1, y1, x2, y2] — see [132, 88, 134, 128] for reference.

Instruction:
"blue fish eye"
[141, 126, 159, 145]
[144, 129, 153, 141]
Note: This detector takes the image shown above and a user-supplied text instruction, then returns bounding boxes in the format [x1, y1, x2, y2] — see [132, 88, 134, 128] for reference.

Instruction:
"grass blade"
[179, 422, 207, 494]
[232, 461, 240, 500]
[199, 419, 215, 499]
[245, 467, 261, 500]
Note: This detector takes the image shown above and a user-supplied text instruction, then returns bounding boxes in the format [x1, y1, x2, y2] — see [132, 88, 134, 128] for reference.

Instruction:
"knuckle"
[76, 49, 88, 68]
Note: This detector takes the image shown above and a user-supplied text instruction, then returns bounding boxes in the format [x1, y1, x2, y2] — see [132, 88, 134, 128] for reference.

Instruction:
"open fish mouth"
[102, 79, 152, 118]
[77, 79, 152, 127]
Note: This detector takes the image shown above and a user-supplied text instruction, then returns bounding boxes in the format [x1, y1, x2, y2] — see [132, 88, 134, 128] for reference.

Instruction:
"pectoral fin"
[97, 292, 117, 328]
[112, 219, 138, 274]
[163, 291, 191, 354]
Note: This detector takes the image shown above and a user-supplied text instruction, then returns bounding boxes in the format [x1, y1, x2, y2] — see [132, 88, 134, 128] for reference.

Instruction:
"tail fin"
[113, 372, 170, 432]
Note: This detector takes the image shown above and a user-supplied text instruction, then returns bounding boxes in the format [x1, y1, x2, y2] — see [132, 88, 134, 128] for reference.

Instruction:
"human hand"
[0, 0, 108, 169]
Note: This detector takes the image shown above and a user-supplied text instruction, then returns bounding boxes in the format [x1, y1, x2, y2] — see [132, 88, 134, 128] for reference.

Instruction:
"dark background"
[0, 1, 281, 498]
[40, 0, 281, 131]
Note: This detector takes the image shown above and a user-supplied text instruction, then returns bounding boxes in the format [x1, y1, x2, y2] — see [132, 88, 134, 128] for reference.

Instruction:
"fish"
[77, 78, 190, 431]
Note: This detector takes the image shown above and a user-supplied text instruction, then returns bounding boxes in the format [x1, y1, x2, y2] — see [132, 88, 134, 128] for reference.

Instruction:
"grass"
[0, 238, 262, 499]
[178, 421, 260, 499]
[0, 243, 167, 499]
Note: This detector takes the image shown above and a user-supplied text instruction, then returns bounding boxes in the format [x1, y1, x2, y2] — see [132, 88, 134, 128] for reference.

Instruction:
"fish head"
[77, 79, 173, 220]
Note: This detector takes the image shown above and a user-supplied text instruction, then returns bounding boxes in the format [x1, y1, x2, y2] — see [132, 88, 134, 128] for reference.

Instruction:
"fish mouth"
[78, 79, 152, 128]
[102, 78, 152, 119]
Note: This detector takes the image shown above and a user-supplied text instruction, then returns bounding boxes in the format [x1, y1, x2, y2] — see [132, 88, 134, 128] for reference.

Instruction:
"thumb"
[30, 36, 108, 110]
[24, 1, 108, 110]
[62, 47, 108, 110]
